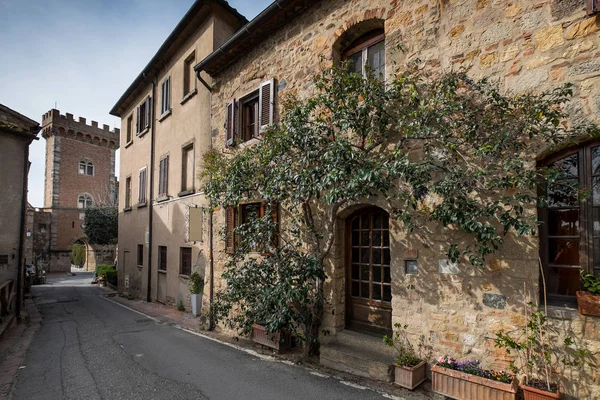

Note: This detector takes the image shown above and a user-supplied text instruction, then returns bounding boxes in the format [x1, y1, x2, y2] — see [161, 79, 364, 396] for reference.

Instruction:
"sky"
[0, 0, 272, 207]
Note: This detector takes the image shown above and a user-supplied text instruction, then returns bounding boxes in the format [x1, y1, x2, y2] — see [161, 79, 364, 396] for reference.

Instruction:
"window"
[159, 246, 167, 271]
[241, 92, 259, 142]
[225, 79, 275, 147]
[180, 247, 192, 275]
[161, 77, 171, 115]
[159, 156, 169, 197]
[0, 255, 8, 265]
[539, 142, 600, 303]
[225, 202, 278, 254]
[137, 244, 144, 266]
[126, 115, 133, 143]
[138, 167, 147, 205]
[181, 145, 194, 193]
[343, 29, 385, 80]
[79, 160, 94, 176]
[183, 52, 196, 96]
[77, 194, 93, 209]
[589, 0, 599, 15]
[136, 96, 151, 135]
[125, 176, 132, 209]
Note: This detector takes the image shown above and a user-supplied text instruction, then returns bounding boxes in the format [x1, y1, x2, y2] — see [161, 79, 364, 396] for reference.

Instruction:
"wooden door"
[346, 208, 392, 335]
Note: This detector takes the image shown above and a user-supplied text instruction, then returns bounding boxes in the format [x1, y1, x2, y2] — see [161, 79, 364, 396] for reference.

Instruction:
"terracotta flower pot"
[431, 365, 517, 400]
[521, 383, 560, 400]
[251, 324, 291, 351]
[394, 360, 426, 390]
[576, 291, 600, 317]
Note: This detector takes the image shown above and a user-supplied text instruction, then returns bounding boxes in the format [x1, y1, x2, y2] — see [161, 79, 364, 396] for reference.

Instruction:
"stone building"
[38, 109, 119, 272]
[188, 0, 600, 398]
[110, 1, 246, 304]
[0, 104, 40, 321]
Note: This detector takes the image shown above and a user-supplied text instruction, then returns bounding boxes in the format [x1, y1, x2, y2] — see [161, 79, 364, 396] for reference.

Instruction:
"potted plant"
[382, 323, 426, 390]
[576, 270, 600, 317]
[251, 323, 292, 351]
[188, 272, 204, 317]
[431, 356, 517, 400]
[494, 303, 590, 400]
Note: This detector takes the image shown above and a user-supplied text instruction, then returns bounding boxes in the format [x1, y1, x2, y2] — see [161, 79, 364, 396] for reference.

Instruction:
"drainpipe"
[16, 136, 35, 320]
[196, 70, 215, 330]
[144, 73, 157, 303]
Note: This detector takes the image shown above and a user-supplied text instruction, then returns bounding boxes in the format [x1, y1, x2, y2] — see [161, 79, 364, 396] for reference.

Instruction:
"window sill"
[179, 274, 189, 280]
[156, 195, 170, 203]
[238, 137, 261, 149]
[546, 304, 578, 320]
[124, 140, 133, 149]
[137, 265, 143, 270]
[178, 189, 195, 198]
[180, 89, 197, 105]
[137, 128, 149, 138]
[158, 109, 172, 122]
[123, 207, 132, 212]
[137, 202, 148, 209]
[158, 269, 167, 274]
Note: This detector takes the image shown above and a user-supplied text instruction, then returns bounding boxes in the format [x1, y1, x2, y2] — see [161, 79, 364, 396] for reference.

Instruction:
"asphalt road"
[11, 272, 386, 400]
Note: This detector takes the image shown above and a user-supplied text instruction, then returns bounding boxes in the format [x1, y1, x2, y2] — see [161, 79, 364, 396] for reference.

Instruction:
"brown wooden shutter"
[136, 106, 141, 134]
[271, 203, 279, 247]
[225, 206, 236, 254]
[225, 100, 235, 147]
[145, 96, 151, 130]
[233, 99, 240, 142]
[164, 156, 169, 195]
[258, 79, 275, 134]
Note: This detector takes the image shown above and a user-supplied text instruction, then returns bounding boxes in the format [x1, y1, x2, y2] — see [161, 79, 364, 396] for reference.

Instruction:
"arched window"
[79, 160, 94, 176]
[539, 141, 600, 303]
[343, 29, 385, 80]
[77, 194, 93, 209]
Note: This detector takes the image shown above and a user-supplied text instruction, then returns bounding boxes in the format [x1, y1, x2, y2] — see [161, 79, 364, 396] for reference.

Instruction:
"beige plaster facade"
[196, 1, 600, 398]
[112, 1, 246, 308]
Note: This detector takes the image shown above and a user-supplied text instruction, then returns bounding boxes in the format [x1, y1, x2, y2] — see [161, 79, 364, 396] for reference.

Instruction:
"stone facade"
[199, 1, 600, 398]
[112, 2, 245, 308]
[0, 104, 39, 316]
[39, 109, 119, 272]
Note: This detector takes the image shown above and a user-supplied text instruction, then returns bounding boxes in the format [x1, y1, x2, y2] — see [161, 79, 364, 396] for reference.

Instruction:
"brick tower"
[40, 109, 120, 272]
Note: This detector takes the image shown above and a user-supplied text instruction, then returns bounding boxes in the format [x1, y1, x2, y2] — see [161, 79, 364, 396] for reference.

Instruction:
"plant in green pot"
[188, 272, 204, 317]
[577, 270, 600, 317]
[494, 303, 590, 400]
[383, 323, 426, 390]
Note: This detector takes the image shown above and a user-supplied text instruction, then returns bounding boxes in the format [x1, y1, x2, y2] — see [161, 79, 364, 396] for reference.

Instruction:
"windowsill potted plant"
[383, 323, 426, 390]
[431, 357, 517, 400]
[494, 303, 590, 400]
[188, 272, 204, 317]
[576, 270, 600, 317]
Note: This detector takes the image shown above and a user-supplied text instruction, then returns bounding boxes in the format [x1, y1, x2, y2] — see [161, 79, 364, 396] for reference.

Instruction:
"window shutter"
[258, 79, 275, 134]
[225, 100, 235, 147]
[165, 156, 169, 195]
[136, 106, 141, 134]
[159, 159, 164, 195]
[271, 203, 279, 247]
[225, 206, 236, 254]
[233, 99, 240, 142]
[145, 96, 151, 130]
[139, 170, 142, 202]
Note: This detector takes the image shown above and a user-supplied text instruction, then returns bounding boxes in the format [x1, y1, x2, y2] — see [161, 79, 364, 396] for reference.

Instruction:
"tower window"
[343, 29, 385, 80]
[79, 160, 94, 176]
[78, 194, 93, 209]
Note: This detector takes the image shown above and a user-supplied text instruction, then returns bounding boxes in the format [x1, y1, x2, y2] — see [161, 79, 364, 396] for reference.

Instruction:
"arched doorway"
[71, 240, 87, 269]
[345, 207, 392, 335]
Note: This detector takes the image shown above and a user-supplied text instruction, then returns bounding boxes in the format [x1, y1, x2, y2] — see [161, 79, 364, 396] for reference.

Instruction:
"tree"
[84, 207, 118, 245]
[71, 243, 86, 268]
[202, 62, 597, 357]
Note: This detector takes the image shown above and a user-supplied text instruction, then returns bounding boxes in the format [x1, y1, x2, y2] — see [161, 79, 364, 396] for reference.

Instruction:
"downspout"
[196, 70, 215, 330]
[144, 73, 157, 303]
[16, 135, 35, 319]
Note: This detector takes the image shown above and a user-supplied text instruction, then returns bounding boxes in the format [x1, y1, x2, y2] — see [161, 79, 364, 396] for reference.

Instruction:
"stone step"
[335, 329, 393, 355]
[320, 339, 395, 382]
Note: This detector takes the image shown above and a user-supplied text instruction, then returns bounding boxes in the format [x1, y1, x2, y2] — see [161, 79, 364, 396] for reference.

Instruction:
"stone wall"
[206, 1, 600, 397]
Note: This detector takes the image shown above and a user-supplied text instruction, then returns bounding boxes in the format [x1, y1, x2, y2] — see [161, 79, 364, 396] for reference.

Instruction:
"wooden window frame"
[240, 91, 259, 142]
[183, 52, 196, 96]
[125, 176, 132, 209]
[161, 77, 171, 115]
[158, 246, 167, 271]
[136, 96, 151, 136]
[225, 202, 279, 254]
[342, 30, 385, 79]
[138, 167, 147, 205]
[180, 247, 192, 276]
[158, 156, 169, 198]
[126, 115, 133, 144]
[181, 144, 194, 193]
[539, 140, 600, 305]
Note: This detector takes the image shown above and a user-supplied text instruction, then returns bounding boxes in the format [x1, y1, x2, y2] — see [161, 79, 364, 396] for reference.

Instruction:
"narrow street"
[10, 273, 389, 400]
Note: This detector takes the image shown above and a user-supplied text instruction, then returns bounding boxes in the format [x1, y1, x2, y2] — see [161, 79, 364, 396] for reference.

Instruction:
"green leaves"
[84, 207, 118, 245]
